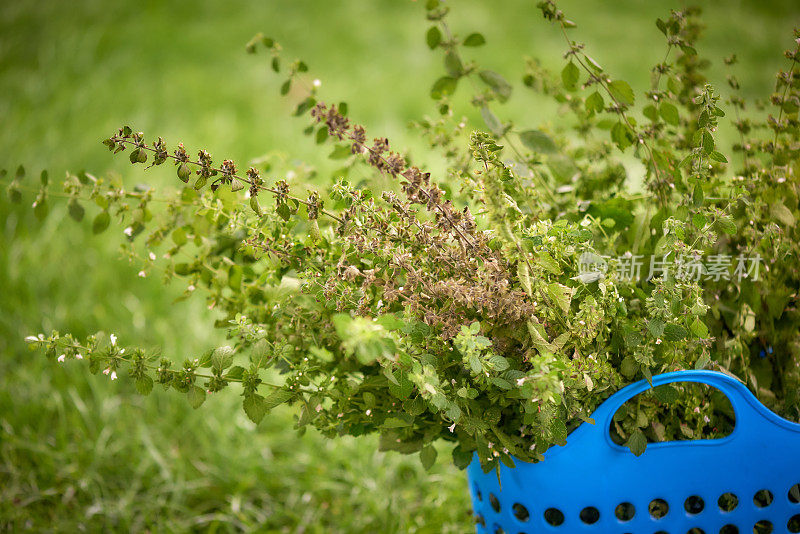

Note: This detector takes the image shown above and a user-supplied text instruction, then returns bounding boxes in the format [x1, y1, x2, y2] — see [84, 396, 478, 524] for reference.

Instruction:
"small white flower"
[123, 227, 133, 236]
[337, 413, 344, 418]
[119, 348, 125, 355]
[516, 378, 526, 387]
[315, 404, 323, 412]
[188, 284, 196, 292]
[655, 338, 662, 345]
[448, 422, 456, 433]
[693, 407, 700, 413]
[138, 270, 146, 278]
[75, 353, 83, 360]
[313, 79, 321, 87]
[149, 252, 156, 261]
[110, 334, 117, 346]
[110, 371, 118, 380]
[365, 409, 372, 416]
[25, 335, 39, 343]
[57, 354, 66, 363]
[103, 367, 111, 375]
[703, 415, 710, 423]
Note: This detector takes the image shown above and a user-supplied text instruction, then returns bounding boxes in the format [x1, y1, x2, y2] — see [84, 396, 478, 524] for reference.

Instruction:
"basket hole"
[753, 489, 773, 508]
[790, 483, 800, 504]
[492, 526, 505, 534]
[579, 506, 600, 524]
[718, 492, 739, 512]
[649, 498, 669, 519]
[688, 529, 706, 534]
[788, 514, 800, 533]
[685, 495, 705, 515]
[489, 493, 501, 513]
[544, 507, 565, 526]
[615, 502, 635, 521]
[753, 520, 773, 534]
[512, 503, 529, 522]
[474, 513, 486, 527]
[719, 527, 739, 534]
[474, 484, 483, 502]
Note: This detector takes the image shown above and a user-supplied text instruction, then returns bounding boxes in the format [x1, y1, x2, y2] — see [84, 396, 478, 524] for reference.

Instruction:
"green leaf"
[430, 76, 457, 100]
[690, 318, 709, 338]
[328, 144, 352, 160]
[135, 375, 154, 395]
[171, 227, 187, 246]
[250, 197, 262, 216]
[388, 370, 415, 399]
[382, 416, 413, 428]
[772, 201, 796, 227]
[225, 366, 246, 380]
[177, 163, 191, 182]
[294, 97, 316, 117]
[547, 283, 572, 314]
[659, 102, 680, 125]
[647, 318, 665, 338]
[585, 91, 604, 114]
[519, 130, 557, 154]
[426, 26, 442, 49]
[478, 70, 512, 102]
[420, 444, 438, 471]
[452, 446, 472, 469]
[714, 216, 736, 235]
[701, 130, 715, 154]
[626, 429, 647, 456]
[243, 393, 267, 424]
[550, 419, 567, 445]
[463, 32, 486, 46]
[561, 61, 580, 91]
[92, 211, 110, 234]
[480, 106, 504, 136]
[607, 80, 635, 106]
[228, 265, 243, 290]
[67, 199, 85, 222]
[277, 202, 292, 221]
[33, 198, 48, 221]
[263, 388, 293, 411]
[584, 55, 603, 72]
[709, 151, 728, 163]
[663, 323, 689, 341]
[611, 122, 634, 150]
[444, 52, 463, 77]
[487, 354, 509, 372]
[40, 170, 49, 186]
[187, 386, 206, 409]
[653, 384, 679, 404]
[212, 346, 235, 371]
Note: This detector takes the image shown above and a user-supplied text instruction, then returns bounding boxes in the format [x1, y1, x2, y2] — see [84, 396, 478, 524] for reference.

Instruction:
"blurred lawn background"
[1, 0, 798, 531]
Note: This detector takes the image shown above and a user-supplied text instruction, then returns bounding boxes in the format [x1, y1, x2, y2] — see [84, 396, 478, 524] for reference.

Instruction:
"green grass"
[1, 0, 798, 531]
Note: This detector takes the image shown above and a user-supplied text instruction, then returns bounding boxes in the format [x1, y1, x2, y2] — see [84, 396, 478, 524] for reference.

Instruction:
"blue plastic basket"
[467, 370, 800, 534]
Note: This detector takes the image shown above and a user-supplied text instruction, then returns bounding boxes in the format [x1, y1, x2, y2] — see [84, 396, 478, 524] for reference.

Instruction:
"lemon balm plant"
[11, 0, 800, 475]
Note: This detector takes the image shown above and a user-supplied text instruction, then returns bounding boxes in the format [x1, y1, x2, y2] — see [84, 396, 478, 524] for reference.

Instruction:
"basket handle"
[587, 370, 766, 446]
